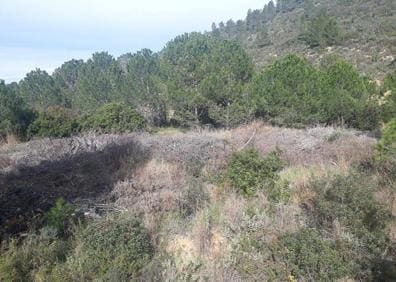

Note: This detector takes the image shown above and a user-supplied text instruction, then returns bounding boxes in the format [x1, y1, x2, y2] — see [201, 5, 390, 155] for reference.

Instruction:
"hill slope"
[212, 0, 396, 78]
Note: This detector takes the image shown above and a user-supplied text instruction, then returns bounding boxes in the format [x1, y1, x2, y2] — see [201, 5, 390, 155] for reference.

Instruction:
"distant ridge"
[210, 0, 396, 78]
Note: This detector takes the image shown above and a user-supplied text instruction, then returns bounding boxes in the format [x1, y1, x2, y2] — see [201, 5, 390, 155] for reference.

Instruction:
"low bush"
[308, 173, 393, 280]
[0, 228, 69, 281]
[380, 71, 396, 123]
[27, 106, 79, 138]
[310, 174, 391, 240]
[280, 229, 353, 281]
[45, 198, 75, 237]
[53, 214, 154, 280]
[227, 148, 284, 197]
[80, 102, 146, 133]
[0, 213, 154, 281]
[377, 118, 396, 159]
[179, 179, 209, 218]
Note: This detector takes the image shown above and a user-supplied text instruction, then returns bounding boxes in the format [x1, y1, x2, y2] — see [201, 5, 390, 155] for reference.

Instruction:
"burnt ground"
[0, 132, 227, 241]
[0, 138, 150, 240]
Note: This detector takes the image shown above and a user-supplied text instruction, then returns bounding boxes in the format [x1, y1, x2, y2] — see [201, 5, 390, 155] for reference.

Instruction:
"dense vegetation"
[1, 39, 394, 140]
[1, 0, 395, 141]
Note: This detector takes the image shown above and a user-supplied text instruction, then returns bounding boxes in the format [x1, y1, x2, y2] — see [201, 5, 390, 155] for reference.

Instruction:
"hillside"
[212, 0, 396, 78]
[1, 1, 396, 280]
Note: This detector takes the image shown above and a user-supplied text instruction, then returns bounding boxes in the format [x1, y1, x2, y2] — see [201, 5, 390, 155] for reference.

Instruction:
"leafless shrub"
[221, 193, 247, 233]
[112, 159, 187, 215]
[135, 133, 229, 173]
[210, 123, 376, 167]
[2, 133, 139, 171]
[192, 210, 213, 256]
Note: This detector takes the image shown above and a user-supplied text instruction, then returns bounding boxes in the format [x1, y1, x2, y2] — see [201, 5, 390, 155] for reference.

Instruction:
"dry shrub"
[0, 134, 19, 150]
[280, 164, 351, 206]
[0, 156, 14, 171]
[242, 202, 304, 241]
[191, 210, 213, 256]
[2, 132, 140, 169]
[221, 193, 247, 233]
[112, 159, 187, 215]
[0, 134, 19, 171]
[167, 235, 199, 267]
[135, 133, 230, 176]
[211, 123, 375, 167]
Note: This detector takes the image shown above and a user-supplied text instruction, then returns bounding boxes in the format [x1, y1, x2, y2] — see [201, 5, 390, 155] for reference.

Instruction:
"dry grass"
[0, 134, 19, 151]
[207, 121, 376, 167]
[112, 159, 187, 215]
[280, 164, 351, 206]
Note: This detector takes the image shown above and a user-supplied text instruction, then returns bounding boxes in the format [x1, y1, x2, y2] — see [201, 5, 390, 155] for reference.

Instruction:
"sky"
[1, 0, 267, 83]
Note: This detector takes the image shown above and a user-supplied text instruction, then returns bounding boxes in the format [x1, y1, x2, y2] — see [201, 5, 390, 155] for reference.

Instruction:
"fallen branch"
[238, 128, 257, 151]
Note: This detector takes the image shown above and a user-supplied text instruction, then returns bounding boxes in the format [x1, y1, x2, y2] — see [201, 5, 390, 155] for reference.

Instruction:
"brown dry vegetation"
[0, 123, 375, 239]
[1, 122, 395, 281]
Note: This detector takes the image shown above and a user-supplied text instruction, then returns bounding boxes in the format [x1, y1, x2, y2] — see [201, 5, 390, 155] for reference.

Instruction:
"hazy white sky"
[1, 0, 268, 82]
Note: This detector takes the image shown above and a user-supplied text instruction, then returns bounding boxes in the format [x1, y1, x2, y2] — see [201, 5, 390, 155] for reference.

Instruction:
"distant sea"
[0, 47, 95, 83]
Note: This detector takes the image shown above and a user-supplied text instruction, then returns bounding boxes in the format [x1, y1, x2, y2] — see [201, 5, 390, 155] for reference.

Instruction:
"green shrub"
[81, 102, 146, 133]
[308, 173, 393, 279]
[229, 231, 289, 281]
[310, 174, 391, 244]
[45, 198, 74, 236]
[227, 149, 284, 197]
[280, 229, 353, 281]
[54, 214, 153, 280]
[300, 11, 341, 48]
[377, 118, 396, 158]
[380, 71, 396, 123]
[0, 228, 69, 281]
[28, 106, 79, 138]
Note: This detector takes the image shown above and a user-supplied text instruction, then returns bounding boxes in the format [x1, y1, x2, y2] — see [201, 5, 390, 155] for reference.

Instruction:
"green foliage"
[280, 229, 353, 281]
[300, 10, 341, 47]
[70, 52, 122, 110]
[17, 69, 65, 111]
[311, 174, 390, 241]
[0, 80, 34, 138]
[230, 227, 289, 280]
[0, 228, 69, 281]
[252, 54, 380, 130]
[377, 118, 396, 158]
[161, 33, 254, 127]
[0, 213, 153, 281]
[319, 56, 380, 130]
[120, 49, 167, 125]
[54, 214, 153, 280]
[80, 102, 146, 133]
[28, 106, 79, 138]
[380, 71, 396, 122]
[308, 173, 393, 279]
[227, 149, 283, 197]
[45, 198, 74, 236]
[251, 54, 321, 126]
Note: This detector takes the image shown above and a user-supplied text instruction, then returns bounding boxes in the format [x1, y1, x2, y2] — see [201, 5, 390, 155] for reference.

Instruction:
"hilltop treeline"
[1, 33, 395, 139]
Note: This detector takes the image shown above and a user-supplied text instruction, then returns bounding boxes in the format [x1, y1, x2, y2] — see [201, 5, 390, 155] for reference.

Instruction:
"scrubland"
[0, 122, 395, 281]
